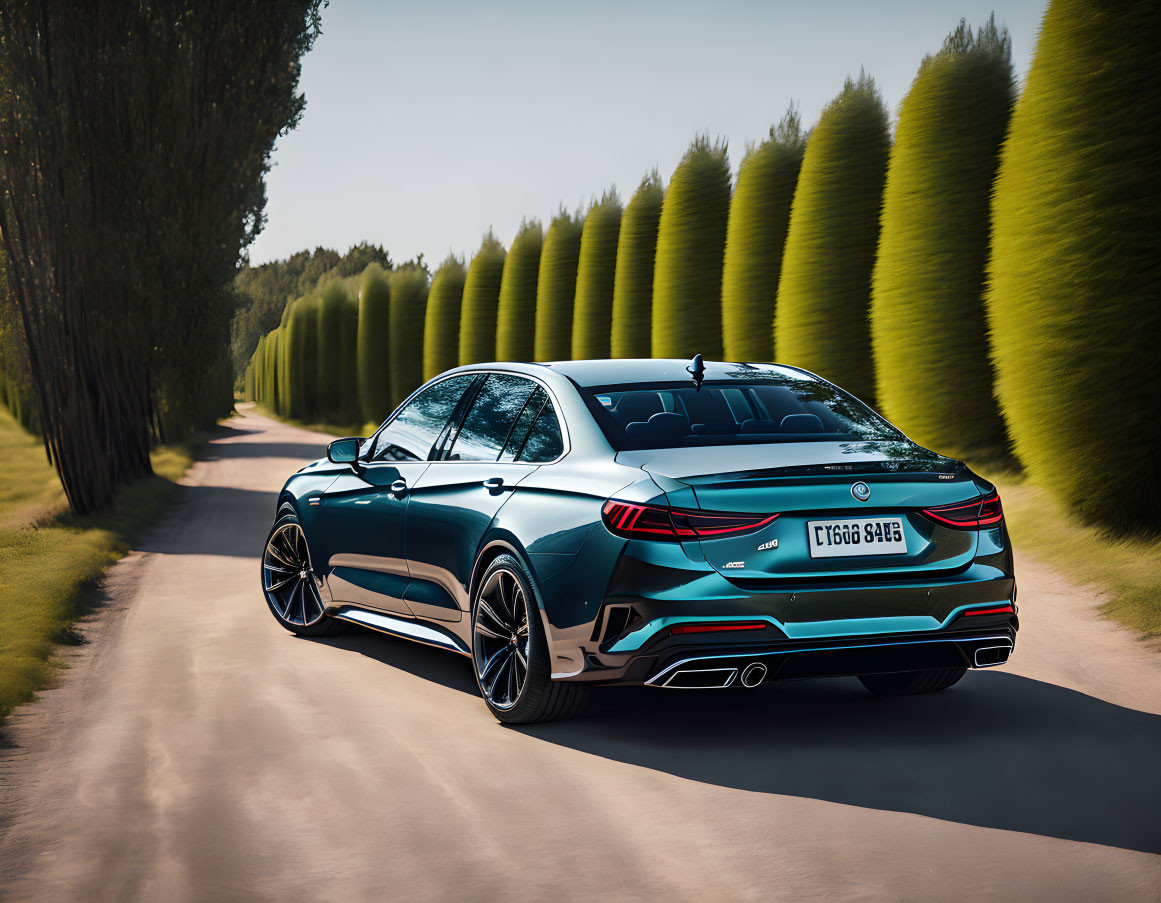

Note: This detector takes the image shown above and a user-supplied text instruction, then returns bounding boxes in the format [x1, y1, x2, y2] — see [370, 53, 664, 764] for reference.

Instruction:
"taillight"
[602, 500, 778, 542]
[922, 491, 1003, 529]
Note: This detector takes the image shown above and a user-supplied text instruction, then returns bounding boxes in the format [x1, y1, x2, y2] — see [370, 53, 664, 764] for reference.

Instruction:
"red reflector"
[965, 605, 1015, 617]
[922, 491, 1004, 529]
[670, 622, 767, 636]
[602, 499, 778, 542]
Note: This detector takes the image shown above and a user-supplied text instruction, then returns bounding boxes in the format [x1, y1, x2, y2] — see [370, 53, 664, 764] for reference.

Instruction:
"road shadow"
[211, 422, 261, 438]
[133, 484, 277, 559]
[306, 629, 479, 695]
[199, 441, 328, 462]
[310, 626, 1161, 855]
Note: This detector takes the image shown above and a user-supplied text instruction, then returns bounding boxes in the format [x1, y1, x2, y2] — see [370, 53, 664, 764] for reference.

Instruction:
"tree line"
[0, 1, 325, 514]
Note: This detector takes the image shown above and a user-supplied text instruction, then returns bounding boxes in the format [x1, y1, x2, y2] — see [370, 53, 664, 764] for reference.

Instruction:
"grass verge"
[0, 407, 208, 719]
[986, 468, 1161, 641]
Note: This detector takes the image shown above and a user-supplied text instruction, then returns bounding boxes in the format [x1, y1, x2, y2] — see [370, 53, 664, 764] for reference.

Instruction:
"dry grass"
[988, 468, 1161, 641]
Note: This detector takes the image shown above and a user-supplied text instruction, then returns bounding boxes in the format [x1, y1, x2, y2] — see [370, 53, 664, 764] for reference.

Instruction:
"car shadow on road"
[307, 629, 480, 695]
[311, 626, 1161, 856]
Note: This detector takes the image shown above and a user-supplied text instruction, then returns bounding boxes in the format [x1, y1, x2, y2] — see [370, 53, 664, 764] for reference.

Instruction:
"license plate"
[807, 517, 906, 558]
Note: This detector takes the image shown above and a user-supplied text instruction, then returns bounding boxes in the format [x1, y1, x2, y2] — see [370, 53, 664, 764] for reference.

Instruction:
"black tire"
[471, 553, 588, 724]
[858, 667, 966, 696]
[261, 509, 348, 637]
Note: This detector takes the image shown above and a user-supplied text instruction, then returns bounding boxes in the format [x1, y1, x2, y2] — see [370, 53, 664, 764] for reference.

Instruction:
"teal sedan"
[261, 359, 1017, 723]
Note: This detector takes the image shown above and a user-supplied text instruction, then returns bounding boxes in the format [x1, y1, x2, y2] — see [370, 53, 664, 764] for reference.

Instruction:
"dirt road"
[2, 406, 1158, 901]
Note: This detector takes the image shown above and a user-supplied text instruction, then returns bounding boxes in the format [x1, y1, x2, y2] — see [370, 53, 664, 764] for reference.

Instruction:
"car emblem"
[851, 482, 871, 502]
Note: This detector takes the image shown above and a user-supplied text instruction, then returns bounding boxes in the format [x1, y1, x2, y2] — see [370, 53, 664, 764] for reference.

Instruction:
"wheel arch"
[469, 535, 533, 607]
[276, 492, 299, 517]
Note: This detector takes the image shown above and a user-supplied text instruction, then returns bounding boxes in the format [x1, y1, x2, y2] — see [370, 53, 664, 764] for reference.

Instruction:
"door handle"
[482, 477, 505, 491]
[390, 479, 408, 497]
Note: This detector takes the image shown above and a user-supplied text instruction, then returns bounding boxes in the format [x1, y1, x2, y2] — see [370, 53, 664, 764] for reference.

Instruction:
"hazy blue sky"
[248, 0, 1050, 267]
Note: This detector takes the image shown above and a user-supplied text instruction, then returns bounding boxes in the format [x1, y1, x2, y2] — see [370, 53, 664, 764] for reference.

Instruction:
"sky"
[248, 0, 1050, 268]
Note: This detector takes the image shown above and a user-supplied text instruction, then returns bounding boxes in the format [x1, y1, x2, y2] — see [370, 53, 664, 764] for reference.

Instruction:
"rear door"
[319, 374, 479, 613]
[403, 375, 564, 621]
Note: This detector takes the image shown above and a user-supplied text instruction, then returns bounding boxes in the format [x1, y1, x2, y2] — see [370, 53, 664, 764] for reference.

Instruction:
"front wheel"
[471, 554, 588, 724]
[261, 511, 348, 637]
[858, 667, 966, 696]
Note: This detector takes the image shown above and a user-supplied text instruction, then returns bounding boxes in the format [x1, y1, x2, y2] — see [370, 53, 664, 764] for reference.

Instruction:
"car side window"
[369, 374, 477, 463]
[498, 387, 546, 462]
[516, 397, 564, 462]
[445, 374, 537, 462]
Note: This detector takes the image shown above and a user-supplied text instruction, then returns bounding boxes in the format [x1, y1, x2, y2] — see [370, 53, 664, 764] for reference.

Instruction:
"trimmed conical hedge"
[721, 107, 806, 362]
[424, 255, 466, 380]
[244, 356, 255, 402]
[317, 281, 348, 418]
[357, 263, 392, 424]
[277, 322, 293, 418]
[495, 220, 543, 361]
[572, 190, 622, 359]
[459, 231, 506, 366]
[389, 267, 429, 407]
[338, 285, 360, 423]
[277, 307, 295, 417]
[611, 171, 664, 359]
[987, 0, 1161, 530]
[265, 328, 281, 414]
[249, 335, 265, 402]
[871, 19, 1013, 459]
[775, 73, 889, 401]
[283, 295, 320, 421]
[534, 210, 583, 361]
[652, 136, 731, 360]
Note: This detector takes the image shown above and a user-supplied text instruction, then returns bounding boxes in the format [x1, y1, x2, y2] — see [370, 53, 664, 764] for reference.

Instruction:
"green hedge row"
[241, 2, 1158, 532]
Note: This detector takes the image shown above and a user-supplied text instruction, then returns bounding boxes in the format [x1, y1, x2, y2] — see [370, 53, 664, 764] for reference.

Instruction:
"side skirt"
[330, 606, 471, 656]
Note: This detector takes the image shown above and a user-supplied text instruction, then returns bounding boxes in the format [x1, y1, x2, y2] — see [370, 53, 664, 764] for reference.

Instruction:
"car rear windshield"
[581, 377, 903, 450]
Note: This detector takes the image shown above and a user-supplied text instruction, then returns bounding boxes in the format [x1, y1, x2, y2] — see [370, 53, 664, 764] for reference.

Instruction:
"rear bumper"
[643, 627, 1016, 688]
[566, 621, 1017, 687]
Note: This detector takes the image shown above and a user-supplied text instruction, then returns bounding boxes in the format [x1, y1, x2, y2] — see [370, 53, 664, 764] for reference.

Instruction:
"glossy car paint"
[273, 359, 1016, 685]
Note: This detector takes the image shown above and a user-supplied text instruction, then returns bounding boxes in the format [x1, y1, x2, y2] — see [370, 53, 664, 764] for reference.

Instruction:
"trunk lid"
[616, 442, 982, 582]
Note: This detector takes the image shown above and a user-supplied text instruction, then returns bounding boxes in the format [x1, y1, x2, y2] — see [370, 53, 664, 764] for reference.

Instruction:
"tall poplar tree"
[774, 73, 889, 401]
[572, 191, 622, 359]
[721, 106, 806, 362]
[652, 136, 731, 360]
[459, 232, 506, 366]
[534, 210, 584, 361]
[611, 172, 664, 359]
[987, 0, 1160, 530]
[495, 221, 543, 361]
[871, 19, 1013, 460]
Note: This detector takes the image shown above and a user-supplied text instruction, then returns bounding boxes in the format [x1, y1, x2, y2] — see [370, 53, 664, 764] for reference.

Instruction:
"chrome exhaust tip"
[660, 668, 737, 689]
[739, 662, 768, 688]
[974, 644, 1012, 667]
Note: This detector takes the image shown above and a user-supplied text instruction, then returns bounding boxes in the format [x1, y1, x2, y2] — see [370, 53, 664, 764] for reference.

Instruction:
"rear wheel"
[262, 511, 347, 637]
[471, 553, 588, 724]
[858, 667, 966, 696]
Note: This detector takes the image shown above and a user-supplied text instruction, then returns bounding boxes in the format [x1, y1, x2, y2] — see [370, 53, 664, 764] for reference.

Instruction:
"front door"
[319, 374, 479, 614]
[404, 376, 565, 622]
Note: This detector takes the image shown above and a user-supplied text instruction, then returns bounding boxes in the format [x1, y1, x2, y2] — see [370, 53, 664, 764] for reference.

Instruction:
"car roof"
[444, 358, 817, 388]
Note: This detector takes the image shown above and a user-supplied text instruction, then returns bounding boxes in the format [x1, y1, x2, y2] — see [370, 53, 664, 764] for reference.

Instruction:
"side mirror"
[327, 437, 362, 465]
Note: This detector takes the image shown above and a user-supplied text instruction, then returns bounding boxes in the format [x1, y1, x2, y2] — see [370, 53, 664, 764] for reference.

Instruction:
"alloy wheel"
[473, 568, 531, 710]
[263, 522, 325, 627]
